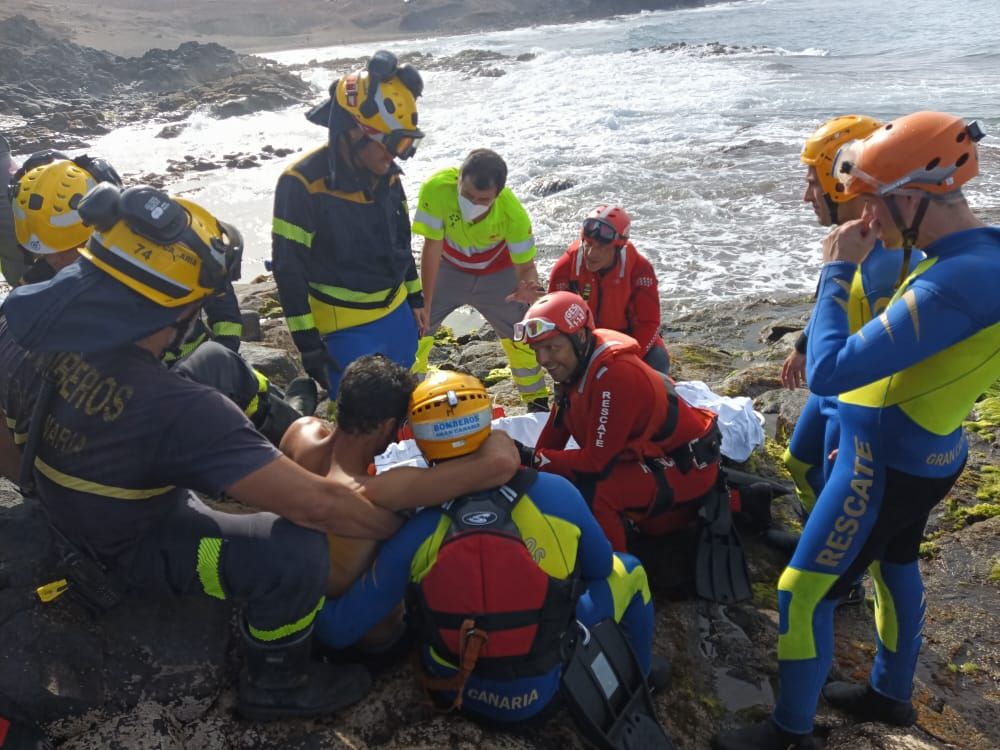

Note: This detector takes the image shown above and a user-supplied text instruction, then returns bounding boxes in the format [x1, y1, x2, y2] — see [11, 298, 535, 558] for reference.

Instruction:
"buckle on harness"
[688, 438, 710, 470]
[416, 617, 489, 712]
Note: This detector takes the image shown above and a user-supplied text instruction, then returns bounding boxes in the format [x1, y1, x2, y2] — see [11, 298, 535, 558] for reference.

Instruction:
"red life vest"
[554, 330, 722, 533]
[549, 240, 665, 354]
[409, 469, 579, 689]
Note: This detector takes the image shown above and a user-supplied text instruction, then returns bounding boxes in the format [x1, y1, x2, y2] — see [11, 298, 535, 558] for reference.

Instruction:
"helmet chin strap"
[566, 330, 595, 385]
[824, 195, 840, 226]
[884, 193, 930, 289]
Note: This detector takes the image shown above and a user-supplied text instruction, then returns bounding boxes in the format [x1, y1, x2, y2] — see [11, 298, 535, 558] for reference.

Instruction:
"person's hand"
[326, 466, 403, 539]
[300, 347, 339, 391]
[822, 218, 876, 265]
[477, 430, 520, 481]
[781, 350, 807, 390]
[505, 279, 545, 305]
[512, 439, 537, 467]
[413, 305, 429, 336]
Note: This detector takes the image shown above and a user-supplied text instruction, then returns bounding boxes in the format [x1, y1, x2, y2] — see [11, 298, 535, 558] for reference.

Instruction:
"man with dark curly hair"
[279, 354, 519, 646]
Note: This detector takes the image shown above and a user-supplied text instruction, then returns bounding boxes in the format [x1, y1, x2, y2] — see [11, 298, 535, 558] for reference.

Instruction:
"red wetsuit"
[548, 240, 666, 357]
[534, 329, 719, 550]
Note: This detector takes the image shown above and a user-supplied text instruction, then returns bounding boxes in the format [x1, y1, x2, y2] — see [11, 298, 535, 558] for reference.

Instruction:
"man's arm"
[203, 282, 243, 353]
[806, 262, 981, 396]
[628, 254, 662, 355]
[536, 365, 650, 477]
[398, 186, 424, 313]
[271, 173, 324, 357]
[363, 430, 520, 511]
[225, 455, 401, 539]
[507, 259, 544, 304]
[547, 251, 573, 293]
[315, 511, 440, 648]
[418, 237, 443, 313]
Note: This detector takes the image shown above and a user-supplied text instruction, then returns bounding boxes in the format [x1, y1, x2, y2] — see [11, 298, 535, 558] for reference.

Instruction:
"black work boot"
[238, 623, 371, 721]
[836, 579, 866, 609]
[257, 388, 311, 446]
[763, 526, 802, 556]
[285, 376, 318, 417]
[648, 654, 672, 693]
[712, 719, 819, 750]
[822, 681, 916, 726]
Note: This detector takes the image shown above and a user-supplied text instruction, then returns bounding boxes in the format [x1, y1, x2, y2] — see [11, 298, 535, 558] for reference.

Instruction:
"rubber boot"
[822, 681, 916, 727]
[285, 376, 318, 417]
[763, 526, 801, 556]
[648, 654, 672, 693]
[258, 388, 311, 446]
[711, 719, 819, 750]
[836, 578, 866, 609]
[237, 623, 372, 721]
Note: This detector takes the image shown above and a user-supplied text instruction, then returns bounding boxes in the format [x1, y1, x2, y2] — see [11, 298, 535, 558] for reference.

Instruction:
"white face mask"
[457, 187, 491, 222]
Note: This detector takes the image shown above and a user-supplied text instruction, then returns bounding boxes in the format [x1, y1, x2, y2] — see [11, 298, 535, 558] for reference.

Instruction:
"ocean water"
[90, 0, 1000, 308]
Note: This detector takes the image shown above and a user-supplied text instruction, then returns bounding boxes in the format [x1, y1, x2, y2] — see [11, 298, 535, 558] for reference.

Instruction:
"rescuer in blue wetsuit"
[714, 112, 999, 750]
[315, 370, 663, 728]
[781, 116, 923, 523]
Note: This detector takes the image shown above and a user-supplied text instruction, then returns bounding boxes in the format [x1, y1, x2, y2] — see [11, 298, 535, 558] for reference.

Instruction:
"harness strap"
[430, 607, 540, 631]
[416, 618, 489, 711]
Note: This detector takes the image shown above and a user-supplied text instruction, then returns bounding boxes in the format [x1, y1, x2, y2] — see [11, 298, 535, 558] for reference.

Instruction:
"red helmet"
[582, 205, 630, 248]
[514, 291, 594, 344]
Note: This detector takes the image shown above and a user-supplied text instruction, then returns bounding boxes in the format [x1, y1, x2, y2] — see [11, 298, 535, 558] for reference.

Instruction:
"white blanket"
[375, 381, 764, 471]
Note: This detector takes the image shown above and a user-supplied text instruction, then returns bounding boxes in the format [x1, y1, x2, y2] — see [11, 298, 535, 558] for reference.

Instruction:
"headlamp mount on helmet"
[79, 184, 242, 294]
[359, 50, 423, 118]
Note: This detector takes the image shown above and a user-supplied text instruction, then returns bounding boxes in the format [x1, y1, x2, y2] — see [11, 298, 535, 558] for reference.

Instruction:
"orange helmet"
[834, 112, 985, 197]
[409, 371, 492, 461]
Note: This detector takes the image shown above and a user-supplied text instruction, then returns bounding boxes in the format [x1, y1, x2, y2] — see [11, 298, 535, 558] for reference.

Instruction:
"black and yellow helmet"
[9, 151, 122, 255]
[308, 50, 425, 160]
[78, 185, 242, 308]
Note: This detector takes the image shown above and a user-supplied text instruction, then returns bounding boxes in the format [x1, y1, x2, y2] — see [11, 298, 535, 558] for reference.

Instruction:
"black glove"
[300, 347, 340, 392]
[512, 439, 536, 467]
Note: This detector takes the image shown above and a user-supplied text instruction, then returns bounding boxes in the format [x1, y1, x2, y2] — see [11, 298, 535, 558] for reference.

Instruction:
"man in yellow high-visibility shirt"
[413, 149, 549, 412]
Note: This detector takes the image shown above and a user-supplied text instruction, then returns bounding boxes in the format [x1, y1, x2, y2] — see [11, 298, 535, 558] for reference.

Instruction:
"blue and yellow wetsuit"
[774, 227, 1000, 733]
[315, 471, 653, 723]
[784, 242, 923, 511]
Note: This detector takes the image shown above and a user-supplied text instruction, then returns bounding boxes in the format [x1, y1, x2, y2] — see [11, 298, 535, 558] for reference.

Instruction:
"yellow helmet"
[409, 370, 493, 462]
[332, 51, 424, 159]
[800, 115, 881, 203]
[10, 152, 122, 254]
[78, 185, 242, 308]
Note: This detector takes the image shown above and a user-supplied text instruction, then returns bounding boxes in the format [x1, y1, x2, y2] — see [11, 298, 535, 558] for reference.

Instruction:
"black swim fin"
[561, 620, 675, 750]
[695, 486, 752, 604]
[722, 467, 796, 499]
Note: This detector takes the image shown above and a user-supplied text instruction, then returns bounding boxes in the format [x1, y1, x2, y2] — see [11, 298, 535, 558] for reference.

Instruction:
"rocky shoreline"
[1, 276, 997, 749]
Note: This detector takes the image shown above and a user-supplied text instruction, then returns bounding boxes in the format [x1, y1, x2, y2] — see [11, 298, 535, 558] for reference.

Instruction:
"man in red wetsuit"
[514, 291, 722, 551]
[548, 205, 670, 374]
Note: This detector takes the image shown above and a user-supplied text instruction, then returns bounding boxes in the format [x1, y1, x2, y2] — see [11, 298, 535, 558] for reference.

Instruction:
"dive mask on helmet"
[581, 217, 622, 245]
[363, 127, 424, 160]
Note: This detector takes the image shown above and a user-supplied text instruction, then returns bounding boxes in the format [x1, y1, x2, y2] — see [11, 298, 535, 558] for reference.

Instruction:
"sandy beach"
[0, 0, 716, 57]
